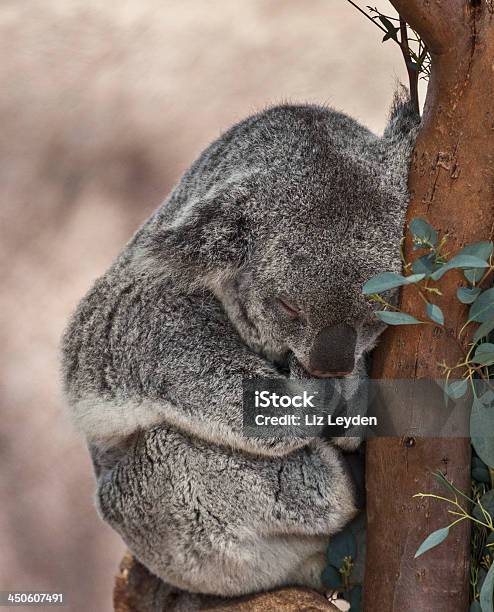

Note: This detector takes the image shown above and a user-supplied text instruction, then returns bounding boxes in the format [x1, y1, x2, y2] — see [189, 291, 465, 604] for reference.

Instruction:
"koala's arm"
[63, 277, 316, 457]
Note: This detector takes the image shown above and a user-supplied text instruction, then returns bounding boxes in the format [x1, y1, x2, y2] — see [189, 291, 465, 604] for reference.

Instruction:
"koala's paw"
[287, 550, 326, 592]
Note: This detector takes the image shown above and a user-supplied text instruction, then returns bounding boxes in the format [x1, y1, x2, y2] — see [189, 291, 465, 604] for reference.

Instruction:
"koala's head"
[143, 100, 418, 376]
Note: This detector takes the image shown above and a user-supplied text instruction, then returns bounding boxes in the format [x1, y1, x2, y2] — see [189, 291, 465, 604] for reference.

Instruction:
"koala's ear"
[383, 86, 420, 143]
[138, 182, 250, 281]
[378, 86, 420, 197]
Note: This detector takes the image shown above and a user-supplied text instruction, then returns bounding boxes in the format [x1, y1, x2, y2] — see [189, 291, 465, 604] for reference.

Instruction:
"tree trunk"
[364, 1, 494, 610]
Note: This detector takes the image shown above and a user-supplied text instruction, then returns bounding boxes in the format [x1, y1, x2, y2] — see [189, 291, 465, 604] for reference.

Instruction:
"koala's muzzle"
[308, 323, 356, 377]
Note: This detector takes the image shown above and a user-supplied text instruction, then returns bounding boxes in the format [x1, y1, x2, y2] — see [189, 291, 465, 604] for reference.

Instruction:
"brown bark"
[364, 1, 494, 611]
[114, 552, 338, 612]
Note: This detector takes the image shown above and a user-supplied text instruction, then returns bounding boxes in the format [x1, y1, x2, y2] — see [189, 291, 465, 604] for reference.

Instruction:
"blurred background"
[0, 1, 406, 609]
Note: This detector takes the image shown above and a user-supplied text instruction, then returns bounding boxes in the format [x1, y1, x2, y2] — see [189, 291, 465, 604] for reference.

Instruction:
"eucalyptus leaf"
[475, 319, 494, 343]
[466, 269, 489, 284]
[378, 14, 395, 32]
[470, 288, 494, 323]
[426, 303, 444, 325]
[460, 241, 493, 261]
[362, 272, 425, 295]
[433, 471, 459, 496]
[430, 255, 489, 281]
[479, 390, 494, 406]
[412, 254, 436, 276]
[471, 399, 494, 468]
[472, 466, 491, 484]
[473, 490, 494, 522]
[473, 456, 490, 470]
[471, 343, 494, 366]
[480, 568, 488, 593]
[480, 559, 494, 612]
[414, 527, 450, 558]
[444, 379, 468, 400]
[460, 241, 493, 285]
[409, 218, 438, 248]
[321, 565, 341, 589]
[378, 15, 398, 42]
[457, 287, 481, 304]
[375, 311, 423, 325]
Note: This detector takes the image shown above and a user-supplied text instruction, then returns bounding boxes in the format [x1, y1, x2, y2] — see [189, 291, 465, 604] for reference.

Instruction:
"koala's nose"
[308, 323, 356, 377]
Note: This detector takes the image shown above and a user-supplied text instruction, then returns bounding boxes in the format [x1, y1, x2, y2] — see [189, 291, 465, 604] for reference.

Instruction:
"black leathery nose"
[309, 323, 356, 375]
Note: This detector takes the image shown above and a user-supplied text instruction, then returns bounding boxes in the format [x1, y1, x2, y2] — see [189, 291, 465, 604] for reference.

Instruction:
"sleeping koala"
[61, 93, 418, 598]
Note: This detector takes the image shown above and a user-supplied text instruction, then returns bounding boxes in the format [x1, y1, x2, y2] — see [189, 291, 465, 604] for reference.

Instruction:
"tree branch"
[398, 18, 420, 115]
[389, 0, 465, 54]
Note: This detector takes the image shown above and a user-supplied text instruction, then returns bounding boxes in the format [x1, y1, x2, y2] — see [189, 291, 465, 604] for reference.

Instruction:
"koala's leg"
[95, 425, 356, 598]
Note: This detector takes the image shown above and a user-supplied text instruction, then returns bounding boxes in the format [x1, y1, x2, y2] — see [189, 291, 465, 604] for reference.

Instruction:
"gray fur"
[61, 93, 418, 597]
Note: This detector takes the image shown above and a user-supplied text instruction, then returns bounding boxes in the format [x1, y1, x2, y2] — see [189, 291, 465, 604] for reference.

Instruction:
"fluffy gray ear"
[383, 86, 420, 143]
[378, 87, 420, 196]
[139, 182, 250, 281]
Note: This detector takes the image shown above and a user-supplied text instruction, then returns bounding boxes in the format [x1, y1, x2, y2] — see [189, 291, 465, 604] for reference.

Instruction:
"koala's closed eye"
[276, 297, 303, 321]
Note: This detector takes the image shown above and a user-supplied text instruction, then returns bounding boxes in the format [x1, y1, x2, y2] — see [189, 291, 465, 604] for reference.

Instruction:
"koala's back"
[62, 103, 377, 400]
[149, 103, 379, 224]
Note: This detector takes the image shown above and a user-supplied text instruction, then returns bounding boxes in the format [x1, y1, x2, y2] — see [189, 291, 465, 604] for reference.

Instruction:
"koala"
[61, 92, 418, 599]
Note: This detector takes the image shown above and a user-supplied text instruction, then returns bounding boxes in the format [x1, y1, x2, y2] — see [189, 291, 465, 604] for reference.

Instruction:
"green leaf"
[472, 466, 491, 484]
[362, 272, 425, 295]
[474, 319, 494, 343]
[472, 456, 491, 483]
[480, 568, 488, 593]
[471, 399, 494, 468]
[480, 559, 494, 612]
[375, 311, 423, 325]
[460, 241, 493, 260]
[470, 288, 494, 323]
[430, 255, 489, 281]
[412, 254, 436, 276]
[409, 218, 438, 248]
[378, 16, 399, 42]
[327, 530, 357, 569]
[444, 379, 468, 400]
[460, 241, 493, 284]
[471, 343, 494, 366]
[426, 303, 444, 325]
[479, 390, 494, 406]
[321, 565, 341, 589]
[457, 287, 481, 304]
[433, 471, 460, 496]
[414, 527, 450, 558]
[378, 14, 395, 32]
[473, 490, 494, 522]
[471, 601, 482, 612]
[473, 455, 489, 469]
